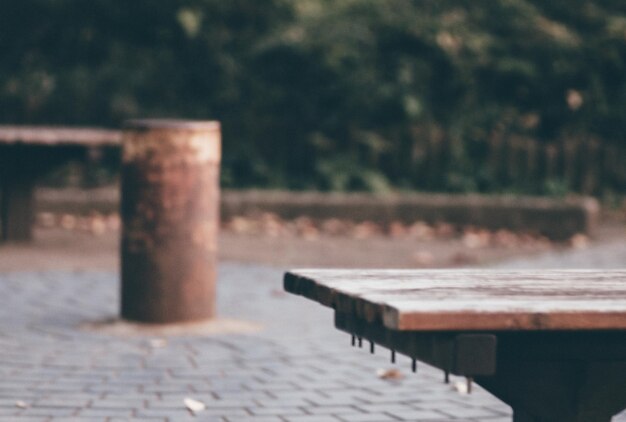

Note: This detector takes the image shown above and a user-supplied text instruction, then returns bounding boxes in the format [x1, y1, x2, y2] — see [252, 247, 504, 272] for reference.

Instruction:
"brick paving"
[493, 237, 626, 269]
[0, 237, 625, 421]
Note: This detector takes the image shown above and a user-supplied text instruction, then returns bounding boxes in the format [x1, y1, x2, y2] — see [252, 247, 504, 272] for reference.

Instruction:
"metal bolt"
[412, 359, 417, 373]
[444, 370, 450, 384]
[351, 335, 356, 346]
[391, 350, 396, 363]
[370, 341, 375, 354]
[358, 337, 362, 348]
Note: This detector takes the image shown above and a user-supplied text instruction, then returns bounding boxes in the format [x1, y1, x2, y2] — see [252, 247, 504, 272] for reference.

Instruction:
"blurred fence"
[1, 125, 624, 195]
[414, 135, 626, 195]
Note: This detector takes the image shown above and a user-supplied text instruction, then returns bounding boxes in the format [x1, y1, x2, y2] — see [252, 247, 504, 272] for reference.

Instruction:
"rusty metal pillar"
[120, 119, 221, 323]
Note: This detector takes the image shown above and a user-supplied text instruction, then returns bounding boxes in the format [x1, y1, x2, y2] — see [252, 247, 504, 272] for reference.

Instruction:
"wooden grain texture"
[284, 269, 626, 331]
[0, 126, 121, 146]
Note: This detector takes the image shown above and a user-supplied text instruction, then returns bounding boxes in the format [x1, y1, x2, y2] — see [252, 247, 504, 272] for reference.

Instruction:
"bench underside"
[335, 312, 626, 422]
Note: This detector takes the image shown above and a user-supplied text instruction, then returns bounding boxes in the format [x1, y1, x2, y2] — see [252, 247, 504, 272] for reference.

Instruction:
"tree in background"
[0, 0, 291, 123]
[1, 0, 625, 193]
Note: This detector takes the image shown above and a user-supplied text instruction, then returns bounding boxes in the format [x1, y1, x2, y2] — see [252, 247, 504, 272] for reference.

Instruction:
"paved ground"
[492, 236, 626, 269]
[0, 237, 625, 421]
[0, 225, 560, 272]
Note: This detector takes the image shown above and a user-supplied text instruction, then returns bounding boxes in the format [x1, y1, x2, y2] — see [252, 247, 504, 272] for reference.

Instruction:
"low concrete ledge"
[221, 191, 599, 240]
[36, 188, 599, 240]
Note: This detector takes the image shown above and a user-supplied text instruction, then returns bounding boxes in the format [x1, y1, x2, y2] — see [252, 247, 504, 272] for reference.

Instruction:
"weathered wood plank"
[284, 270, 626, 331]
[0, 126, 121, 146]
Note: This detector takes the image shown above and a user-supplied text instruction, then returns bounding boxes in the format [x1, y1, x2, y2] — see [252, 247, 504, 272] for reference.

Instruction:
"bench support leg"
[478, 360, 625, 422]
[1, 169, 36, 242]
[513, 409, 611, 422]
[512, 410, 539, 422]
[0, 145, 69, 242]
[331, 313, 626, 422]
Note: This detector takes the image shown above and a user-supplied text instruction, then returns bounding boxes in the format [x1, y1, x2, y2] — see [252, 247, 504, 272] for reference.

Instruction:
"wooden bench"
[0, 125, 120, 241]
[284, 269, 626, 422]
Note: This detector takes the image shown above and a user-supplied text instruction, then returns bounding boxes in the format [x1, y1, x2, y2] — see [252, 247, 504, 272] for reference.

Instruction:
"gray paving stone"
[306, 396, 365, 407]
[33, 397, 92, 408]
[0, 406, 21, 416]
[78, 407, 135, 417]
[386, 408, 450, 420]
[109, 418, 168, 422]
[250, 407, 305, 417]
[305, 405, 360, 415]
[257, 398, 311, 408]
[615, 412, 626, 422]
[224, 417, 284, 422]
[134, 408, 199, 419]
[18, 406, 78, 417]
[286, 416, 343, 422]
[2, 252, 623, 421]
[91, 399, 147, 409]
[336, 413, 398, 422]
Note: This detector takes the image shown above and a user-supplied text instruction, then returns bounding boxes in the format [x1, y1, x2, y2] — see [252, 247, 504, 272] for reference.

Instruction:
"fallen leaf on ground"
[37, 212, 56, 228]
[260, 213, 284, 237]
[228, 216, 255, 234]
[412, 250, 434, 266]
[435, 222, 456, 238]
[450, 251, 478, 265]
[184, 397, 206, 415]
[270, 289, 287, 298]
[408, 221, 434, 240]
[462, 229, 490, 249]
[321, 218, 347, 236]
[454, 380, 469, 395]
[388, 221, 407, 238]
[60, 214, 77, 230]
[149, 338, 168, 349]
[353, 221, 381, 239]
[89, 216, 107, 236]
[295, 216, 319, 240]
[107, 213, 121, 231]
[493, 229, 518, 248]
[570, 233, 589, 249]
[376, 368, 404, 380]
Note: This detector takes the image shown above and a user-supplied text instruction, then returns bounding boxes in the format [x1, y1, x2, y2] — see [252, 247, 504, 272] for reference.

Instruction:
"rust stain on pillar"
[121, 119, 221, 323]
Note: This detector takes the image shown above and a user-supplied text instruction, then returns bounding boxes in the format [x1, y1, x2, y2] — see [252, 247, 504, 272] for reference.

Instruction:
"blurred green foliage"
[1, 0, 625, 192]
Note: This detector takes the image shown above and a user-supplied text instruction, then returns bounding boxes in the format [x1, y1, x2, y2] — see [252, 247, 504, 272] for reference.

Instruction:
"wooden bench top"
[284, 269, 626, 331]
[0, 125, 121, 146]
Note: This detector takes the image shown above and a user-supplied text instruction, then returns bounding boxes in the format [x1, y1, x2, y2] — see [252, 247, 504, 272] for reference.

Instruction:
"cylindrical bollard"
[120, 119, 221, 323]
